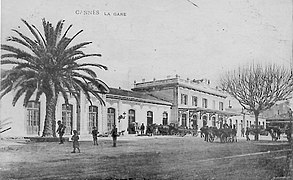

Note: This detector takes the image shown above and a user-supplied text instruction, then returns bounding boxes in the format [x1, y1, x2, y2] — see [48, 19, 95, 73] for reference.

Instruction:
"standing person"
[241, 128, 245, 137]
[56, 120, 66, 144]
[276, 127, 281, 140]
[245, 127, 250, 141]
[71, 130, 80, 153]
[92, 127, 98, 145]
[140, 123, 145, 135]
[111, 125, 118, 147]
[204, 126, 209, 142]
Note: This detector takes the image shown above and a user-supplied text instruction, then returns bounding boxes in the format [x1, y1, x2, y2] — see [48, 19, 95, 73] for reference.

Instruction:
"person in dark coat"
[140, 123, 145, 135]
[241, 128, 245, 137]
[204, 126, 209, 142]
[92, 127, 98, 145]
[111, 125, 118, 147]
[56, 120, 66, 144]
[245, 127, 250, 141]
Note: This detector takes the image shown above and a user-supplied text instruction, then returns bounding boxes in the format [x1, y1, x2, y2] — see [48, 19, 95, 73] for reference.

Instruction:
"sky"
[1, 0, 292, 89]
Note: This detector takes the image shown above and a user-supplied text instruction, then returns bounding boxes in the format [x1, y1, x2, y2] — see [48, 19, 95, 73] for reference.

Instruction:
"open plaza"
[0, 134, 291, 180]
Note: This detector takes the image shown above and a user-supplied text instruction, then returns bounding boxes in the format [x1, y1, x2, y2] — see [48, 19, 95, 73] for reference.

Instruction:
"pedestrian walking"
[241, 128, 245, 137]
[111, 125, 118, 147]
[92, 127, 98, 145]
[71, 130, 80, 153]
[245, 127, 250, 141]
[56, 120, 66, 144]
[140, 123, 145, 135]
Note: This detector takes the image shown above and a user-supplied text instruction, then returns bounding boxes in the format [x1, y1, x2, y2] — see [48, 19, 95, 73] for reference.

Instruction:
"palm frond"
[73, 68, 97, 78]
[23, 88, 36, 106]
[12, 88, 27, 106]
[21, 19, 45, 50]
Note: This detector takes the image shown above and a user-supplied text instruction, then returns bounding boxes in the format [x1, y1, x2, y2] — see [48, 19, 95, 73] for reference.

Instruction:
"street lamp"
[118, 112, 126, 135]
[118, 112, 126, 123]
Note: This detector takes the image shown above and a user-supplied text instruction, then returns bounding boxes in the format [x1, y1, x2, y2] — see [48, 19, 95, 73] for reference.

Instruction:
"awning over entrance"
[266, 118, 292, 124]
[178, 107, 240, 117]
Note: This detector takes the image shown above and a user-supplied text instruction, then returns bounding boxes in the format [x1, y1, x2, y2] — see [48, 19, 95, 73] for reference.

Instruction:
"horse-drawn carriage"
[145, 123, 199, 137]
[201, 126, 237, 143]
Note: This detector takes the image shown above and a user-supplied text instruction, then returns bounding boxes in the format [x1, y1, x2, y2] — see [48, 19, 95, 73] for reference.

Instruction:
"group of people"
[56, 120, 120, 154]
[56, 120, 80, 153]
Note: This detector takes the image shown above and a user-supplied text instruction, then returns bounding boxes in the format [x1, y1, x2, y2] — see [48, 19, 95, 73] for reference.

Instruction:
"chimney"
[153, 78, 156, 81]
[142, 78, 145, 82]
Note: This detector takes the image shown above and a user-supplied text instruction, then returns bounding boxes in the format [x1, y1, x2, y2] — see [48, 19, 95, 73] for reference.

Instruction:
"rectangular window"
[219, 102, 224, 111]
[202, 98, 208, 108]
[192, 96, 197, 106]
[181, 94, 188, 105]
[26, 101, 40, 135]
[62, 104, 73, 135]
[212, 100, 216, 109]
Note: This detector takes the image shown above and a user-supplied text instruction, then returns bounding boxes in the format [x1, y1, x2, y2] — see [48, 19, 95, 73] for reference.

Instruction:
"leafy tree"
[219, 63, 293, 140]
[1, 19, 109, 137]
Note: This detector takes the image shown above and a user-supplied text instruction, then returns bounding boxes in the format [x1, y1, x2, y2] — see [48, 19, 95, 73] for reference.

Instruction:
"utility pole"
[289, 108, 293, 176]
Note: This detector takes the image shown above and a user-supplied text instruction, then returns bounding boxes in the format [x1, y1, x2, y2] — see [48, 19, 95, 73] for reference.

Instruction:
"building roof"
[132, 77, 227, 98]
[106, 88, 172, 106]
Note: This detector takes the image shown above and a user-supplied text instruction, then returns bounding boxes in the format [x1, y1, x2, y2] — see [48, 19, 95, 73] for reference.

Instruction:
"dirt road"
[0, 136, 290, 179]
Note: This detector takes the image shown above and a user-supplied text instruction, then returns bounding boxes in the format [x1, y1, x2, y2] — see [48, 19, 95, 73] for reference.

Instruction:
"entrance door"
[147, 111, 153, 126]
[182, 114, 187, 127]
[89, 106, 98, 133]
[202, 115, 207, 127]
[107, 108, 115, 132]
[212, 117, 216, 127]
[192, 115, 198, 129]
[162, 112, 168, 125]
[62, 104, 73, 135]
[128, 109, 136, 134]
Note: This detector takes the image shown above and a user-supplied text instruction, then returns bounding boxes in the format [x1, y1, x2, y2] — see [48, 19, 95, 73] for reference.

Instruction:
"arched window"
[128, 109, 136, 134]
[26, 101, 40, 135]
[212, 116, 216, 127]
[219, 117, 223, 128]
[191, 114, 198, 129]
[89, 106, 98, 133]
[107, 108, 115, 132]
[62, 104, 73, 135]
[162, 112, 168, 125]
[147, 111, 153, 125]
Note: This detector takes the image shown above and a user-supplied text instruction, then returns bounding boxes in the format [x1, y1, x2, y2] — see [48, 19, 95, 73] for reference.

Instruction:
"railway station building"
[1, 75, 258, 139]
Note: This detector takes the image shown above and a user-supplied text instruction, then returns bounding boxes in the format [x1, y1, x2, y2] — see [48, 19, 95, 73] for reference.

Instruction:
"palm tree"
[1, 19, 110, 137]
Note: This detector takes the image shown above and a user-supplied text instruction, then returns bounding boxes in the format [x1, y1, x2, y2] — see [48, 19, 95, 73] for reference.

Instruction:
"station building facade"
[0, 87, 172, 138]
[1, 75, 265, 138]
[132, 76, 240, 130]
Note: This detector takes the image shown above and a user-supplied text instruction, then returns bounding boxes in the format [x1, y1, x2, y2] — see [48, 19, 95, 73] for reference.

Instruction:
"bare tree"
[219, 63, 293, 140]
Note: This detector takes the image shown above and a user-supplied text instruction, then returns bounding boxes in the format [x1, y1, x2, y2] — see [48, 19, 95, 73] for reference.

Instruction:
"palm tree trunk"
[42, 94, 57, 137]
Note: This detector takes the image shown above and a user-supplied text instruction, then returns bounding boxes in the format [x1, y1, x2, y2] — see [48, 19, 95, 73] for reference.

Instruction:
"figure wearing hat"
[111, 125, 118, 147]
